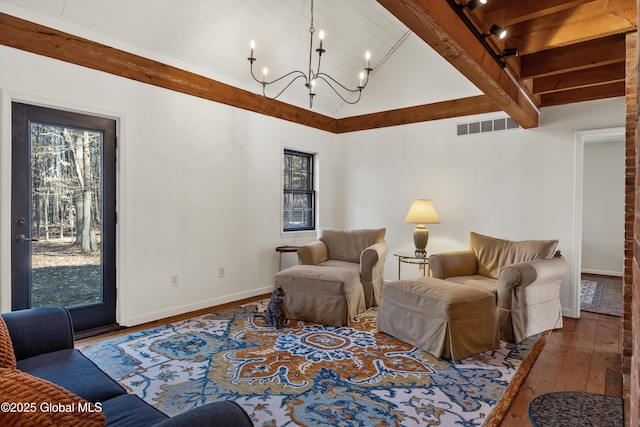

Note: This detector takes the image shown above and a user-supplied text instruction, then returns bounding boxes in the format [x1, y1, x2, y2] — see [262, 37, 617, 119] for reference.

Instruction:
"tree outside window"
[283, 149, 315, 231]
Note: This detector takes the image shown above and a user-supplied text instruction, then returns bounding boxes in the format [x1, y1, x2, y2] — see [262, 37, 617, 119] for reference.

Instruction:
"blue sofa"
[1, 307, 253, 427]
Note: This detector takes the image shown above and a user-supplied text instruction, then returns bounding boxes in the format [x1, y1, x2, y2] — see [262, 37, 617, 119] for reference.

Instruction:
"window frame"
[282, 149, 316, 232]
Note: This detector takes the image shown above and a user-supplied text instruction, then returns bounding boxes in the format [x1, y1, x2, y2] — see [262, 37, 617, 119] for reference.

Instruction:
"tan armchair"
[275, 228, 387, 326]
[297, 228, 388, 307]
[428, 232, 568, 343]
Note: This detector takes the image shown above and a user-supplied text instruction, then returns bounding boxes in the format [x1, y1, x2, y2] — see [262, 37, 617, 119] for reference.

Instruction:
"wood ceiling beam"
[0, 13, 338, 133]
[0, 12, 511, 135]
[540, 81, 625, 107]
[520, 34, 626, 79]
[532, 63, 625, 94]
[506, 0, 637, 54]
[481, 0, 598, 28]
[482, 0, 608, 27]
[335, 95, 499, 133]
[376, 0, 539, 128]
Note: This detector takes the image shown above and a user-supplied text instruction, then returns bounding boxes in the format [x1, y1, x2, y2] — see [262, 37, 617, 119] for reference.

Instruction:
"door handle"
[16, 234, 38, 242]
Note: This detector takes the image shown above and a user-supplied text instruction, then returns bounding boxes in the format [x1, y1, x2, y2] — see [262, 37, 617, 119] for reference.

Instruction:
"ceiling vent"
[457, 117, 519, 136]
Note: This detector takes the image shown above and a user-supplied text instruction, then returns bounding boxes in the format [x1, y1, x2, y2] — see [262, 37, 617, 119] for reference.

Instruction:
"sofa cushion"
[444, 275, 498, 296]
[17, 349, 126, 403]
[0, 367, 105, 426]
[469, 232, 558, 279]
[0, 317, 16, 369]
[101, 394, 168, 427]
[320, 228, 385, 263]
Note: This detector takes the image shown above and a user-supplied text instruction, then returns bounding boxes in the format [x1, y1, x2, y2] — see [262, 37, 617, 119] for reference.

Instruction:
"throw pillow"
[469, 232, 507, 279]
[469, 232, 559, 279]
[0, 316, 17, 369]
[0, 368, 106, 427]
[500, 238, 559, 268]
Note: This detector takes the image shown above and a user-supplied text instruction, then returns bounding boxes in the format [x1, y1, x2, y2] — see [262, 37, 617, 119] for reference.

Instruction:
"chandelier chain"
[310, 0, 314, 33]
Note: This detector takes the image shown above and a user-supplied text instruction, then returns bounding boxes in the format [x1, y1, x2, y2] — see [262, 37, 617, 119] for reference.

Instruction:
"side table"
[393, 251, 429, 279]
[275, 246, 299, 271]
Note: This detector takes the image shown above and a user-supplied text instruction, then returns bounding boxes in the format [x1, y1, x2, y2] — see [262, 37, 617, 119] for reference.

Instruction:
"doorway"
[11, 102, 117, 334]
[573, 127, 625, 318]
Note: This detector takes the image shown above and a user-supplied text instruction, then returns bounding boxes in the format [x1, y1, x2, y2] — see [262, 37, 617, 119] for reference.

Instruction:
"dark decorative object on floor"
[529, 391, 623, 427]
[580, 274, 622, 316]
[265, 286, 286, 329]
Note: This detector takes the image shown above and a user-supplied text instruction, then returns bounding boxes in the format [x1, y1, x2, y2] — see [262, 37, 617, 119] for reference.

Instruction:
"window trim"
[282, 148, 316, 233]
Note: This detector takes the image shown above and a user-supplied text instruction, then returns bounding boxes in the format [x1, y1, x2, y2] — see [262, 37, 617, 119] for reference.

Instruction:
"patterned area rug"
[80, 300, 547, 427]
[528, 391, 623, 427]
[580, 274, 622, 316]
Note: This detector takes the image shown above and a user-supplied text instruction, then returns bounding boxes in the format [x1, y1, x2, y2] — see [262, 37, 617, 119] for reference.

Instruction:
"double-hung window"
[283, 149, 315, 231]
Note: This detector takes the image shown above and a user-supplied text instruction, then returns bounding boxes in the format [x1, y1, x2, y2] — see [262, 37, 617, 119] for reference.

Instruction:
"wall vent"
[457, 117, 519, 136]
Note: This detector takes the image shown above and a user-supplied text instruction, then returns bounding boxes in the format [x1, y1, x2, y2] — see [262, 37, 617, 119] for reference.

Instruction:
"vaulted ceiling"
[0, 0, 636, 132]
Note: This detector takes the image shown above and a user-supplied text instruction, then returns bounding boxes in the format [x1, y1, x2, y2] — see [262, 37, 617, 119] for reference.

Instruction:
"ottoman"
[275, 265, 366, 326]
[377, 277, 499, 361]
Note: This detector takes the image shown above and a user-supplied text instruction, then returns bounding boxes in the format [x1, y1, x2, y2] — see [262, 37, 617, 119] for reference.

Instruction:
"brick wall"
[628, 25, 639, 427]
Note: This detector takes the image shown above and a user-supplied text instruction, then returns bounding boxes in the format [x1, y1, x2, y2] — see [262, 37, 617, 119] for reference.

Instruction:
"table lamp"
[404, 199, 440, 255]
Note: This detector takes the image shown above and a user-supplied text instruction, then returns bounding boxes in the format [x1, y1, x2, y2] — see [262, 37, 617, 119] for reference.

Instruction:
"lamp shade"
[404, 199, 440, 224]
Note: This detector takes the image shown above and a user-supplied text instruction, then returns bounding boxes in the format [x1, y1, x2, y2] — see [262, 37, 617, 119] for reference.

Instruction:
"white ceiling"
[0, 0, 482, 117]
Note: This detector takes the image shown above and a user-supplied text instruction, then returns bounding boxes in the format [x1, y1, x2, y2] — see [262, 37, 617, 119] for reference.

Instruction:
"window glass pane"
[292, 173, 302, 190]
[292, 155, 301, 170]
[283, 192, 293, 209]
[283, 149, 314, 231]
[304, 210, 313, 227]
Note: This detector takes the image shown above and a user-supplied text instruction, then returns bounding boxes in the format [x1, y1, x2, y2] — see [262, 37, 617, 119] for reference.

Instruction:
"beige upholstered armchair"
[275, 228, 387, 327]
[428, 232, 568, 343]
[297, 228, 388, 308]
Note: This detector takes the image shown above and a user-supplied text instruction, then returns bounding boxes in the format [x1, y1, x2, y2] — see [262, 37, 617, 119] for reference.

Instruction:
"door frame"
[571, 127, 625, 319]
[1, 91, 121, 327]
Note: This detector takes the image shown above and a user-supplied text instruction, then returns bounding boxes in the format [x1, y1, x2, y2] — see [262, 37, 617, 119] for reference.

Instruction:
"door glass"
[30, 124, 103, 308]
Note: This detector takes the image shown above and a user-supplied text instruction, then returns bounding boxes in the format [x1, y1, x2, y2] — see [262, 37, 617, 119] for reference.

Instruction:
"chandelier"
[247, 0, 372, 108]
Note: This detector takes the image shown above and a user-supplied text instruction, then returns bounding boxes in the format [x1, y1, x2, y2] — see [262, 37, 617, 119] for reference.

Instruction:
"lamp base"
[413, 224, 430, 255]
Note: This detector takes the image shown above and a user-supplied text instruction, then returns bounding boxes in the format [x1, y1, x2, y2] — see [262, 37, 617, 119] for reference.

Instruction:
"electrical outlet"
[218, 267, 225, 278]
[171, 275, 179, 287]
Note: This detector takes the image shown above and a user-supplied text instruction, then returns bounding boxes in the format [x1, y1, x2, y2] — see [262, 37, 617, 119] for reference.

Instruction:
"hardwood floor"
[76, 300, 623, 427]
[500, 311, 623, 426]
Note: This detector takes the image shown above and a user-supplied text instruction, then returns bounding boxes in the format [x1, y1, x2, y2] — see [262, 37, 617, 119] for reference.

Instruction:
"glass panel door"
[12, 102, 117, 334]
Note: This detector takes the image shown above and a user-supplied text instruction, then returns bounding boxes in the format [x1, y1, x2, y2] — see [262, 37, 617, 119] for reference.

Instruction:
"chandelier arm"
[249, 62, 307, 86]
[247, 0, 371, 108]
[263, 74, 308, 100]
[314, 76, 363, 104]
[316, 72, 365, 94]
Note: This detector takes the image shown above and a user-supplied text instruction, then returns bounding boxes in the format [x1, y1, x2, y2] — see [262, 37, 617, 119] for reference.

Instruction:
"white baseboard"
[122, 286, 273, 327]
[581, 268, 623, 277]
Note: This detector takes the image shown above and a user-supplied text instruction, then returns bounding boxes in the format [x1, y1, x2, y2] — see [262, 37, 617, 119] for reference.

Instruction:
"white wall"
[0, 43, 627, 324]
[0, 45, 343, 326]
[340, 98, 625, 317]
[582, 140, 625, 276]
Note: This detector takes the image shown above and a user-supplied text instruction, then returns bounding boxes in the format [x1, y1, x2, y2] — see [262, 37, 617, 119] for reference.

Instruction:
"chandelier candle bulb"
[250, 40, 255, 57]
[247, 0, 373, 108]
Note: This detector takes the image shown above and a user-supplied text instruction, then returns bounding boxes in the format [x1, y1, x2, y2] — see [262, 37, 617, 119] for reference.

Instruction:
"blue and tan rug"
[581, 274, 622, 317]
[80, 300, 547, 426]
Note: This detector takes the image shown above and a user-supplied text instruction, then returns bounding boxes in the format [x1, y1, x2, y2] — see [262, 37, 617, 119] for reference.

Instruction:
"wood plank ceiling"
[377, 0, 636, 129]
[0, 0, 636, 132]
